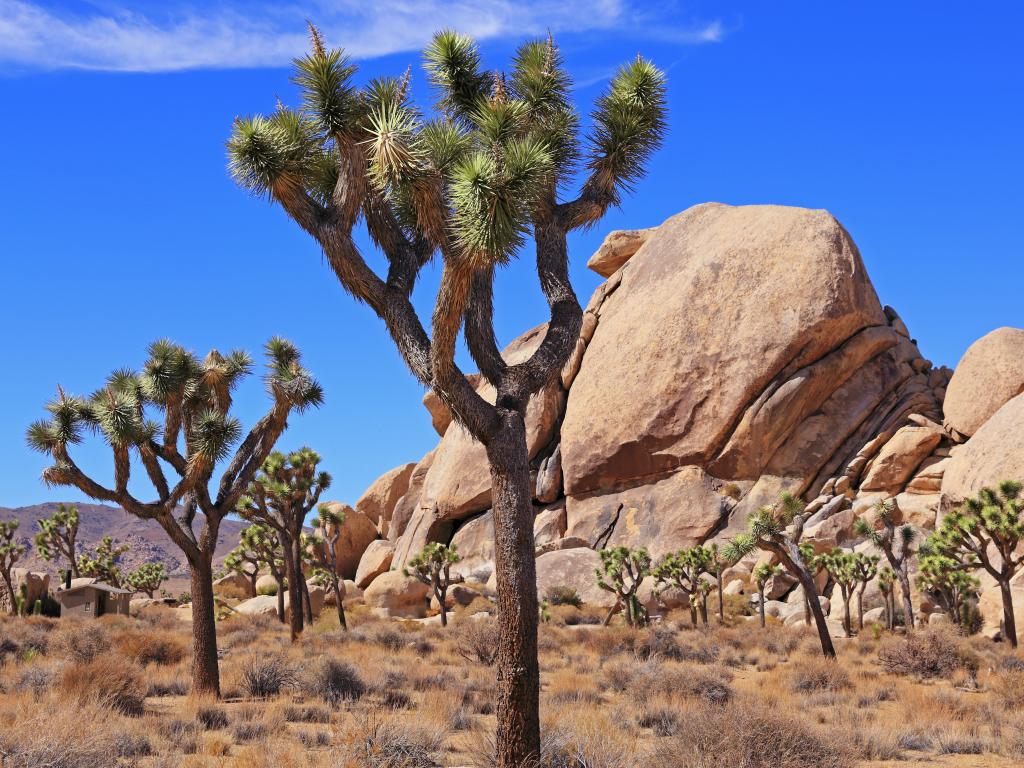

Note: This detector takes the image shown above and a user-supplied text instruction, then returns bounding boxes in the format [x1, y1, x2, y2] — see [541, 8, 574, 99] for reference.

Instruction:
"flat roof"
[58, 583, 132, 596]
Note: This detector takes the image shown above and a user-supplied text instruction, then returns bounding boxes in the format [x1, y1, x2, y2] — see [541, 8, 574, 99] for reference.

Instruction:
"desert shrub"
[561, 607, 602, 626]
[256, 581, 278, 596]
[13, 663, 57, 694]
[414, 670, 454, 691]
[113, 730, 152, 758]
[241, 654, 295, 699]
[285, 704, 332, 723]
[302, 657, 365, 706]
[789, 657, 852, 693]
[297, 729, 332, 748]
[645, 699, 854, 768]
[0, 708, 118, 768]
[878, 627, 979, 679]
[196, 705, 229, 730]
[147, 667, 189, 696]
[343, 715, 444, 768]
[157, 718, 200, 754]
[232, 721, 269, 743]
[454, 617, 500, 666]
[545, 585, 583, 608]
[368, 626, 407, 651]
[991, 666, 1024, 709]
[115, 629, 186, 666]
[52, 621, 109, 663]
[383, 689, 414, 709]
[59, 656, 146, 716]
[638, 706, 679, 737]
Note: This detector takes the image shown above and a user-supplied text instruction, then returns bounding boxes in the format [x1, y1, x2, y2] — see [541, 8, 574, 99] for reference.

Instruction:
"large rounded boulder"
[941, 393, 1024, 504]
[943, 327, 1024, 437]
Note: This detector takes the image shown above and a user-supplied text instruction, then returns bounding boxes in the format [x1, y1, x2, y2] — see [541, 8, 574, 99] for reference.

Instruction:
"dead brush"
[301, 656, 365, 706]
[113, 628, 186, 666]
[877, 626, 979, 680]
[0, 706, 120, 768]
[342, 714, 445, 768]
[241, 654, 296, 699]
[454, 617, 500, 666]
[59, 656, 146, 716]
[788, 655, 852, 693]
[52, 620, 109, 663]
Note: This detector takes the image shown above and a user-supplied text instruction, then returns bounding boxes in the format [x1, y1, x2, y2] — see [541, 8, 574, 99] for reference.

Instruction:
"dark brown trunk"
[247, 573, 258, 598]
[486, 413, 540, 768]
[699, 596, 709, 625]
[438, 585, 448, 627]
[276, 575, 286, 623]
[284, 538, 303, 641]
[785, 555, 836, 657]
[716, 573, 725, 623]
[843, 592, 852, 637]
[804, 593, 811, 626]
[334, 580, 348, 630]
[302, 576, 313, 624]
[758, 587, 766, 628]
[2, 574, 15, 616]
[1000, 579, 1018, 648]
[189, 558, 220, 697]
[856, 585, 865, 631]
[897, 566, 915, 631]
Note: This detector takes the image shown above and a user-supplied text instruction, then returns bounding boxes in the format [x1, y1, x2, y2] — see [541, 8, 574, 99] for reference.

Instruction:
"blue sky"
[1, 2, 1022, 510]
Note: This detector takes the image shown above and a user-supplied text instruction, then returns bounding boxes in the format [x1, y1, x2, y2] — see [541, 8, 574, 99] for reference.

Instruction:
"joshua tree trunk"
[842, 593, 853, 637]
[302, 578, 313, 624]
[333, 581, 347, 630]
[856, 585, 865, 631]
[775, 545, 835, 657]
[999, 579, 1018, 648]
[284, 539, 304, 641]
[716, 573, 725, 623]
[2, 573, 15, 617]
[247, 572, 258, 598]
[758, 587, 766, 628]
[698, 596, 709, 625]
[275, 574, 286, 624]
[437, 584, 449, 627]
[189, 558, 220, 697]
[897, 567, 915, 631]
[487, 413, 540, 768]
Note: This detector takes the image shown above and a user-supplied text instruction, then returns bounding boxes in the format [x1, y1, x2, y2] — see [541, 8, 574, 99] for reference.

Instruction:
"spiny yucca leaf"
[292, 45, 360, 136]
[190, 410, 242, 464]
[227, 110, 319, 198]
[588, 56, 667, 195]
[362, 100, 424, 191]
[417, 118, 473, 175]
[423, 30, 491, 120]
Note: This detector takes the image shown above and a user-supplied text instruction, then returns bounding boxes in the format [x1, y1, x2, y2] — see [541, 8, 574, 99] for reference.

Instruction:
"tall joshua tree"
[405, 542, 463, 627]
[706, 543, 734, 624]
[729, 493, 836, 657]
[1, 519, 25, 616]
[310, 504, 347, 630]
[916, 546, 979, 630]
[35, 503, 80, 580]
[653, 546, 712, 625]
[851, 551, 879, 632]
[228, 25, 665, 764]
[822, 549, 858, 638]
[26, 338, 321, 696]
[927, 481, 1024, 647]
[596, 546, 651, 627]
[752, 562, 781, 628]
[77, 535, 129, 587]
[237, 447, 331, 641]
[877, 566, 896, 631]
[854, 498, 917, 630]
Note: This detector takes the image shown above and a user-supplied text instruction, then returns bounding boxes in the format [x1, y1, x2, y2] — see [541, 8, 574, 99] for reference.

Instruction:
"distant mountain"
[0, 502, 248, 579]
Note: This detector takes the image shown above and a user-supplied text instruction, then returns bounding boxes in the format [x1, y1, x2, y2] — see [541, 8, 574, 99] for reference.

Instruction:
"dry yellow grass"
[2, 604, 1024, 767]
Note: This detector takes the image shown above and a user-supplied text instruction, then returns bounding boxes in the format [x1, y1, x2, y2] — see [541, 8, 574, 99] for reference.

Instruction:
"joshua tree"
[692, 577, 714, 625]
[653, 547, 709, 625]
[752, 562, 781, 628]
[1, 519, 26, 616]
[237, 447, 331, 641]
[927, 481, 1024, 647]
[242, 523, 288, 622]
[877, 566, 896, 630]
[26, 338, 321, 696]
[77, 536, 129, 587]
[706, 543, 735, 624]
[405, 542, 463, 627]
[916, 545, 980, 630]
[822, 549, 859, 637]
[223, 544, 261, 597]
[228, 26, 665, 764]
[854, 498, 917, 630]
[850, 552, 879, 631]
[125, 562, 168, 598]
[729, 493, 836, 657]
[34, 503, 80, 580]
[310, 504, 347, 630]
[596, 546, 651, 628]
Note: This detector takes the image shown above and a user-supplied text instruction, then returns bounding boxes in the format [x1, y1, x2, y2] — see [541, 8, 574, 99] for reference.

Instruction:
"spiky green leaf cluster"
[596, 546, 650, 595]
[125, 562, 167, 596]
[34, 503, 78, 567]
[76, 535, 129, 587]
[404, 542, 461, 589]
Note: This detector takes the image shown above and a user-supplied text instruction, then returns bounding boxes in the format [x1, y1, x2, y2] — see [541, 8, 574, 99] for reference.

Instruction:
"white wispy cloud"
[0, 0, 724, 73]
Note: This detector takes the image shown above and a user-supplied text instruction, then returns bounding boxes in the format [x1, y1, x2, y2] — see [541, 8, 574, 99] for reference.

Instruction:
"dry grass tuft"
[58, 656, 146, 716]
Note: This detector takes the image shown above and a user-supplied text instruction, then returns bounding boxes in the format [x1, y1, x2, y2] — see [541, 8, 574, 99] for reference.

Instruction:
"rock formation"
[333, 202, 1019, 635]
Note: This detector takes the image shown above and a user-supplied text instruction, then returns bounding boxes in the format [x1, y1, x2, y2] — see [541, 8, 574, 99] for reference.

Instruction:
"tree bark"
[856, 586, 865, 631]
[774, 544, 835, 657]
[333, 580, 348, 630]
[842, 594, 852, 637]
[189, 558, 220, 697]
[758, 588, 766, 627]
[2, 574, 16, 617]
[1000, 579, 1018, 648]
[897, 567, 915, 631]
[284, 538, 304, 642]
[487, 412, 540, 768]
[275, 575, 286, 624]
[438, 584, 448, 627]
[716, 574, 724, 623]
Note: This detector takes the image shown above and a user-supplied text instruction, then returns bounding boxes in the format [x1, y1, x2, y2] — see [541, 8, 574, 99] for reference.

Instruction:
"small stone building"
[56, 582, 131, 619]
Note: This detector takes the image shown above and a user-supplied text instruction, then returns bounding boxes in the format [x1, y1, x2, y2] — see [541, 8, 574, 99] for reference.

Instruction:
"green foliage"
[228, 28, 667, 265]
[596, 546, 651, 627]
[405, 542, 461, 626]
[34, 503, 79, 577]
[77, 536, 129, 587]
[125, 562, 168, 598]
[752, 562, 781, 589]
[543, 585, 582, 608]
[241, 523, 284, 580]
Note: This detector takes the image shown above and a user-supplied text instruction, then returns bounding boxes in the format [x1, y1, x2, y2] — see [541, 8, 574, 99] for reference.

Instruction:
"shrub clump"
[878, 628, 979, 680]
[241, 655, 296, 699]
[545, 585, 583, 608]
[303, 657, 365, 706]
[59, 657, 146, 716]
[789, 657, 852, 693]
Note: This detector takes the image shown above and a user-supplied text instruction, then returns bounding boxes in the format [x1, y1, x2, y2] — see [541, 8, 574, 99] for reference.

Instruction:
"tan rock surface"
[941, 393, 1024, 505]
[320, 502, 380, 580]
[535, 548, 616, 609]
[356, 462, 416, 531]
[586, 228, 656, 278]
[860, 424, 943, 493]
[363, 571, 429, 619]
[944, 327, 1024, 437]
[354, 540, 395, 589]
[562, 203, 886, 496]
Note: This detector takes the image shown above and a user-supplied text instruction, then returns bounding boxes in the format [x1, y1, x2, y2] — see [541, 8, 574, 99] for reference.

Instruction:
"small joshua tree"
[877, 566, 896, 630]
[596, 546, 651, 627]
[692, 577, 714, 625]
[653, 546, 711, 625]
[125, 562, 167, 598]
[26, 338, 321, 696]
[310, 504, 347, 630]
[706, 543, 735, 624]
[405, 542, 463, 627]
[228, 26, 666, 765]
[850, 552, 879, 631]
[1, 519, 26, 616]
[752, 562, 781, 628]
[822, 549, 859, 637]
[854, 498, 917, 630]
[223, 544, 262, 597]
[729, 493, 836, 657]
[77, 536, 129, 587]
[242, 523, 288, 622]
[927, 481, 1024, 647]
[916, 545, 980, 631]
[237, 447, 331, 641]
[34, 503, 80, 580]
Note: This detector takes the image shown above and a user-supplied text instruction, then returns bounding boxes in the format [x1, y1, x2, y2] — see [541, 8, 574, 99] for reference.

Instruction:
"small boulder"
[354, 540, 395, 589]
[363, 571, 429, 619]
[235, 595, 279, 617]
[586, 228, 656, 278]
[255, 574, 278, 595]
[943, 327, 1024, 437]
[319, 502, 380, 579]
[535, 547, 616, 609]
